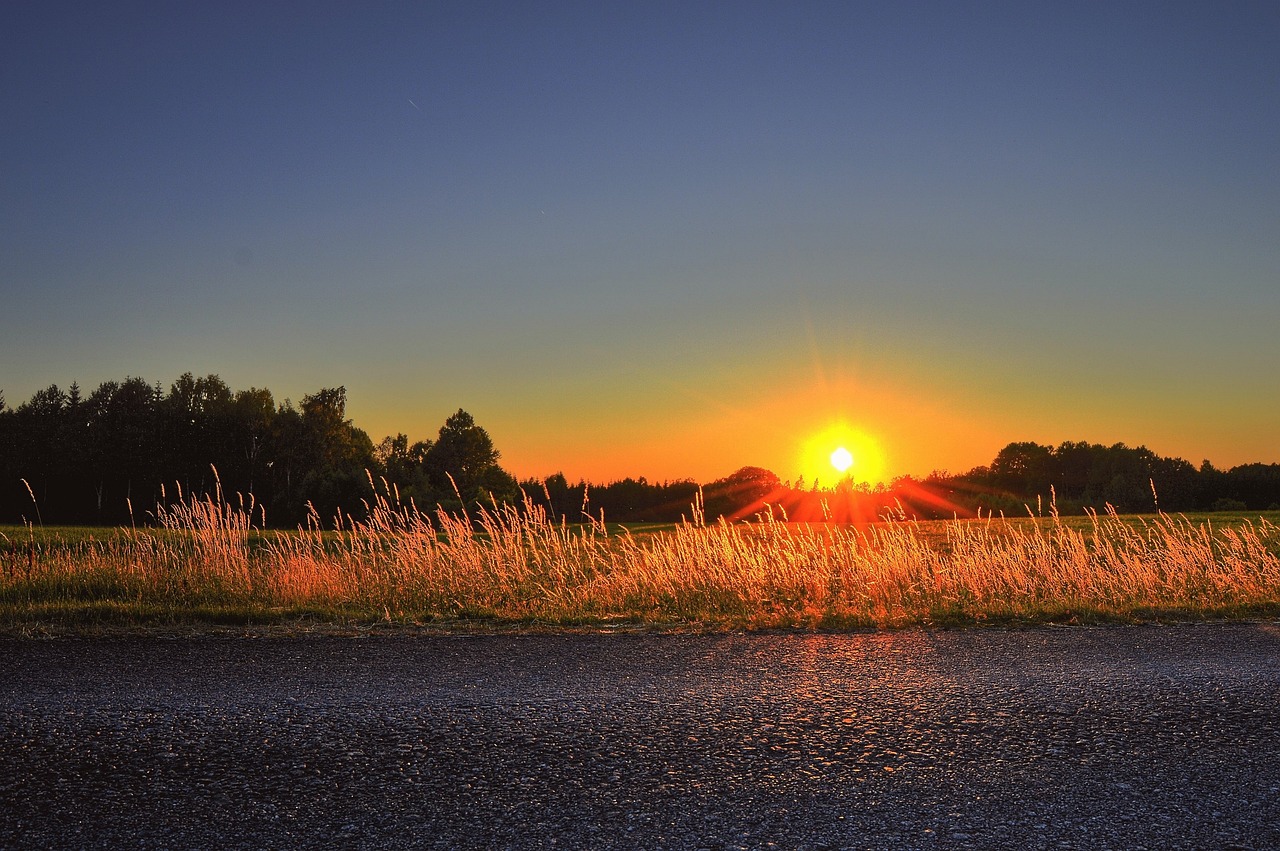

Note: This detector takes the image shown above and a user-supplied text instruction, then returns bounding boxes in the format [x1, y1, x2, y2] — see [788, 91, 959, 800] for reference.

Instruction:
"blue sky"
[3, 2, 1278, 483]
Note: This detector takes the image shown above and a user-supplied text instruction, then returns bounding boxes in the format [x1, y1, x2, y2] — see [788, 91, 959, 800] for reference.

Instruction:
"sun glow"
[799, 424, 886, 487]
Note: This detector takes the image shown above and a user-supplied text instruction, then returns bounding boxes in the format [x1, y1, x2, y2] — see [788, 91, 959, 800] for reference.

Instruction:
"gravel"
[2, 624, 1279, 849]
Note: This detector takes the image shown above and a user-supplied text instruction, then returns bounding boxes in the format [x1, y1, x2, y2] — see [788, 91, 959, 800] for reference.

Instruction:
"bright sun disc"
[798, 424, 886, 487]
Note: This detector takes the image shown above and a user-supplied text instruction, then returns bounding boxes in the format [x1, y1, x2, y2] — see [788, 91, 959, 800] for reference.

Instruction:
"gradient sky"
[3, 2, 1278, 485]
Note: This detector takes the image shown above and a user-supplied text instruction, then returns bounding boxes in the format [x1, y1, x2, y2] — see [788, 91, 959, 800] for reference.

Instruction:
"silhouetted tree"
[376, 432, 434, 508]
[704, 466, 783, 519]
[9, 385, 69, 517]
[424, 409, 517, 510]
[527, 472, 587, 521]
[294, 387, 376, 524]
[230, 387, 277, 496]
[1198, 460, 1229, 508]
[990, 442, 1055, 498]
[1225, 464, 1280, 510]
[157, 373, 237, 498]
[81, 377, 162, 521]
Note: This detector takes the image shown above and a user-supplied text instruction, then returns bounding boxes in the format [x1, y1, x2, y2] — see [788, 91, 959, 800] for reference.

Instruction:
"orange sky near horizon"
[348, 338, 1271, 489]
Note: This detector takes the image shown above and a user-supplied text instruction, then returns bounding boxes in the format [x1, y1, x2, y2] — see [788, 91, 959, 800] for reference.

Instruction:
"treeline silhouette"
[0, 374, 516, 527]
[2, 375, 1278, 527]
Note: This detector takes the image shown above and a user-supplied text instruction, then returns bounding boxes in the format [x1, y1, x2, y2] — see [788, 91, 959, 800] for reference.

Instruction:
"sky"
[3, 1, 1278, 486]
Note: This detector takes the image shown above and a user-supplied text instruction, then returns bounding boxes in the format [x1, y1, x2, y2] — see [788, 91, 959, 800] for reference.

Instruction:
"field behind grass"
[2, 494, 1279, 634]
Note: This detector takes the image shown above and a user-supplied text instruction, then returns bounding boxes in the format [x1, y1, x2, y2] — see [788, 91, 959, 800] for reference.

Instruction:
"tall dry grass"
[3, 478, 1279, 629]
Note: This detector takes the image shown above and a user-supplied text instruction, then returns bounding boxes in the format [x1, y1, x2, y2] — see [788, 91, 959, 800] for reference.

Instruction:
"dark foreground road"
[2, 625, 1279, 850]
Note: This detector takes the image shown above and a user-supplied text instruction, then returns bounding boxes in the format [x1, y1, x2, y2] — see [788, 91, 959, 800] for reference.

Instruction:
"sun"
[798, 424, 886, 487]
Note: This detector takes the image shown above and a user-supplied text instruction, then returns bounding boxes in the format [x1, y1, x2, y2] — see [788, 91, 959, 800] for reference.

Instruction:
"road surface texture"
[2, 624, 1279, 849]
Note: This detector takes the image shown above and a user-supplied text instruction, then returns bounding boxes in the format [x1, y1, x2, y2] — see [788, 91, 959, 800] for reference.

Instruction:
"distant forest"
[2, 374, 1278, 527]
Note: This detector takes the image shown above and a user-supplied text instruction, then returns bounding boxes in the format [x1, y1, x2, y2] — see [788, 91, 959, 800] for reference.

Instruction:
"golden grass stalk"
[2, 483, 1278, 629]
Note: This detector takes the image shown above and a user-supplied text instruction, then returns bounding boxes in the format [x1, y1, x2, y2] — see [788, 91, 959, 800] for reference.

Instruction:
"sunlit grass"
[2, 483, 1279, 632]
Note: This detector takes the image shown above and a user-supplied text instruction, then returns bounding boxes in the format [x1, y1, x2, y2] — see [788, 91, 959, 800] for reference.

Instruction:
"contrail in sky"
[408, 98, 421, 111]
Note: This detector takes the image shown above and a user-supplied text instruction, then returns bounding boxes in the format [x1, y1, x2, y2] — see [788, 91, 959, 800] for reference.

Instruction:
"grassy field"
[2, 492, 1279, 634]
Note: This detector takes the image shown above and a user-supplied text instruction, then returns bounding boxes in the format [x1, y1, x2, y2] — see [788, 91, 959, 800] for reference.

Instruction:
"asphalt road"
[2, 625, 1279, 850]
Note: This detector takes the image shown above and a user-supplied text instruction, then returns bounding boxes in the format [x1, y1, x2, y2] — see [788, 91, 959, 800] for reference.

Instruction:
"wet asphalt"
[1, 624, 1279, 850]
